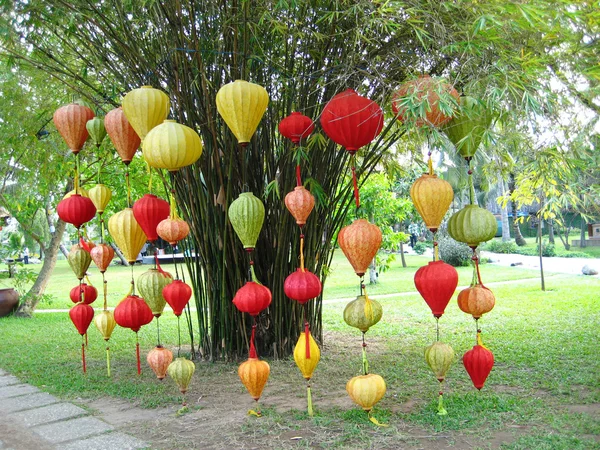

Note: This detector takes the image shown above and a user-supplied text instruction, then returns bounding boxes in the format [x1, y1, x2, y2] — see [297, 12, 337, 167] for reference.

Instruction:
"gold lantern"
[142, 120, 203, 171]
[88, 184, 112, 214]
[122, 86, 170, 141]
[346, 374, 386, 412]
[94, 310, 117, 341]
[107, 208, 147, 264]
[410, 174, 454, 232]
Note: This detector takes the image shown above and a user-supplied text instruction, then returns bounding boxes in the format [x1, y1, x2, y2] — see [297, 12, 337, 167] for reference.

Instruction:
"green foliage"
[485, 240, 518, 254]
[413, 241, 428, 255]
[438, 235, 474, 267]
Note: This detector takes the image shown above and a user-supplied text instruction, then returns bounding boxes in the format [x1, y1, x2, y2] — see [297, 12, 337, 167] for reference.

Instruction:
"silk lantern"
[57, 195, 96, 229]
[424, 341, 455, 382]
[410, 174, 454, 232]
[53, 103, 95, 154]
[343, 295, 383, 333]
[142, 120, 203, 171]
[63, 188, 89, 199]
[228, 192, 265, 251]
[238, 358, 270, 401]
[67, 247, 92, 280]
[457, 284, 496, 319]
[285, 187, 315, 226]
[90, 244, 115, 273]
[163, 280, 192, 316]
[94, 310, 117, 341]
[70, 302, 94, 373]
[284, 269, 322, 304]
[133, 194, 170, 242]
[346, 374, 386, 412]
[463, 344, 494, 390]
[122, 86, 170, 141]
[233, 282, 272, 316]
[88, 184, 112, 215]
[137, 268, 173, 317]
[216, 80, 269, 145]
[70, 283, 98, 305]
[414, 261, 459, 318]
[114, 294, 154, 374]
[168, 357, 196, 406]
[157, 218, 190, 246]
[294, 331, 320, 417]
[86, 117, 107, 147]
[320, 89, 383, 153]
[147, 346, 173, 380]
[104, 107, 141, 164]
[447, 204, 497, 248]
[337, 219, 382, 277]
[108, 208, 147, 264]
[76, 239, 95, 253]
[443, 96, 493, 159]
[279, 112, 314, 144]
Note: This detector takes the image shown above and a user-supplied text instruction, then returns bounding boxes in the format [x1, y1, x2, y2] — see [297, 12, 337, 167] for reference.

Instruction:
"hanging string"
[433, 231, 439, 261]
[106, 345, 111, 377]
[249, 317, 258, 358]
[177, 316, 182, 357]
[130, 264, 136, 295]
[472, 250, 485, 286]
[75, 153, 81, 195]
[361, 332, 369, 376]
[81, 336, 86, 374]
[428, 151, 433, 176]
[299, 234, 305, 272]
[468, 159, 475, 206]
[126, 166, 132, 208]
[436, 317, 440, 342]
[296, 164, 302, 186]
[156, 317, 161, 346]
[172, 244, 180, 280]
[102, 273, 108, 310]
[100, 216, 105, 243]
[136, 333, 141, 375]
[147, 162, 153, 194]
[351, 156, 360, 210]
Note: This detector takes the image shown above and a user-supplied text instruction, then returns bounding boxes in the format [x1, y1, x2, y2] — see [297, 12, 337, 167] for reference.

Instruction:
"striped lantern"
[337, 219, 382, 277]
[104, 107, 141, 165]
[142, 120, 203, 171]
[57, 194, 96, 229]
[108, 208, 147, 264]
[228, 192, 265, 251]
[137, 268, 173, 317]
[424, 341, 455, 382]
[284, 186, 315, 226]
[67, 247, 92, 280]
[156, 218, 190, 245]
[90, 244, 115, 273]
[447, 204, 497, 248]
[122, 86, 170, 141]
[94, 310, 117, 341]
[162, 280, 192, 316]
[410, 174, 454, 232]
[63, 188, 89, 199]
[238, 358, 270, 401]
[167, 357, 196, 394]
[86, 117, 107, 147]
[88, 184, 112, 215]
[53, 103, 95, 154]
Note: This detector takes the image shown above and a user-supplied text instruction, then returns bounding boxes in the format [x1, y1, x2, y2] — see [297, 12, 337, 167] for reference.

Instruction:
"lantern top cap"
[141, 85, 154, 89]
[428, 260, 447, 266]
[239, 192, 257, 197]
[163, 119, 176, 123]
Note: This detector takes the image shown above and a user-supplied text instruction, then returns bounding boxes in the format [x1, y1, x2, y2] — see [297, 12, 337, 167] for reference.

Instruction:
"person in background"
[23, 247, 29, 264]
[408, 223, 418, 249]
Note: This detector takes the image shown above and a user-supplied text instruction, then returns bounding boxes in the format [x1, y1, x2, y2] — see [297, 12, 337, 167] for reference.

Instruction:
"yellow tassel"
[434, 244, 439, 262]
[85, 275, 94, 287]
[248, 409, 262, 417]
[363, 287, 374, 322]
[146, 161, 153, 193]
[477, 331, 488, 349]
[307, 385, 314, 417]
[300, 236, 305, 272]
[369, 413, 389, 427]
[169, 194, 180, 220]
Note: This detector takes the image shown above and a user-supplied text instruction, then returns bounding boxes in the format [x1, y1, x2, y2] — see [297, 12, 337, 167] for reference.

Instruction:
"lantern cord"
[97, 161, 102, 184]
[177, 317, 181, 357]
[130, 265, 135, 295]
[467, 160, 475, 206]
[249, 319, 257, 359]
[85, 275, 93, 287]
[147, 161, 153, 194]
[153, 248, 157, 270]
[368, 412, 389, 427]
[428, 152, 433, 176]
[81, 338, 86, 374]
[136, 334, 141, 375]
[156, 316, 161, 347]
[437, 388, 448, 415]
[359, 276, 364, 296]
[100, 216, 105, 243]
[300, 234, 305, 272]
[169, 189, 180, 220]
[307, 384, 314, 417]
[471, 251, 485, 287]
[296, 164, 302, 187]
[172, 244, 180, 280]
[351, 165, 360, 210]
[433, 232, 439, 262]
[102, 273, 108, 310]
[126, 166, 132, 208]
[475, 320, 480, 342]
[78, 279, 83, 303]
[106, 346, 111, 377]
[75, 153, 80, 195]
[436, 317, 440, 342]
[362, 332, 369, 376]
[362, 285, 374, 322]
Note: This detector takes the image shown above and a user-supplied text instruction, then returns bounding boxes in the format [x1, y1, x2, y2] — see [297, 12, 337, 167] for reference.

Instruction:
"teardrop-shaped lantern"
[69, 303, 94, 335]
[162, 280, 192, 316]
[167, 357, 196, 394]
[279, 112, 314, 144]
[343, 295, 383, 333]
[238, 358, 270, 401]
[443, 96, 493, 159]
[284, 269, 322, 304]
[132, 194, 170, 242]
[94, 310, 117, 340]
[294, 332, 320, 380]
[113, 295, 154, 332]
[216, 80, 269, 145]
[320, 89, 383, 153]
[69, 283, 98, 305]
[88, 184, 112, 215]
[122, 86, 170, 141]
[157, 218, 190, 246]
[232, 282, 272, 316]
[67, 247, 92, 280]
[90, 244, 115, 273]
[463, 344, 494, 390]
[424, 341, 455, 381]
[57, 195, 96, 229]
[63, 188, 89, 199]
[104, 107, 141, 165]
[410, 174, 454, 232]
[53, 103, 95, 154]
[457, 284, 495, 319]
[108, 208, 147, 264]
[285, 186, 315, 226]
[142, 120, 203, 171]
[337, 219, 382, 277]
[346, 374, 386, 412]
[147, 346, 173, 380]
[228, 192, 265, 251]
[414, 261, 459, 318]
[86, 117, 107, 147]
[447, 204, 497, 248]
[392, 75, 459, 127]
[137, 268, 173, 317]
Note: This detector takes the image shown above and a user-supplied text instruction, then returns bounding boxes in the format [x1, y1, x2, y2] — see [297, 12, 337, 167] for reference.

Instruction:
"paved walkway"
[0, 369, 148, 450]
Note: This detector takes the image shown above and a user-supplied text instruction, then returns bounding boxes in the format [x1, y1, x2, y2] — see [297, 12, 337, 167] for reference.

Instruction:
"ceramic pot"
[0, 288, 19, 317]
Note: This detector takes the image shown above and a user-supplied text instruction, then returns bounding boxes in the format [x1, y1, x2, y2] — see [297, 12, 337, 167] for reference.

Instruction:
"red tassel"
[136, 336, 141, 375]
[305, 322, 311, 359]
[351, 166, 360, 208]
[79, 237, 91, 252]
[296, 165, 302, 187]
[81, 342, 86, 374]
[249, 324, 257, 358]
[155, 252, 169, 277]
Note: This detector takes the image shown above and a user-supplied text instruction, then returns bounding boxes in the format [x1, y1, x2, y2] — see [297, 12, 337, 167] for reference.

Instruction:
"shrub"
[413, 242, 428, 255]
[438, 236, 473, 267]
[486, 240, 518, 254]
[559, 251, 591, 258]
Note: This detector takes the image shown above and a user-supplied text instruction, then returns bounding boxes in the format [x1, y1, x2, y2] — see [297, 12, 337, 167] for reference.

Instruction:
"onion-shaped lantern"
[69, 283, 98, 305]
[94, 310, 117, 340]
[346, 374, 386, 412]
[216, 80, 269, 145]
[63, 187, 89, 199]
[337, 219, 382, 277]
[88, 184, 112, 215]
[69, 303, 94, 336]
[90, 244, 115, 273]
[157, 218, 190, 245]
[284, 269, 322, 304]
[163, 280, 192, 316]
[294, 332, 320, 380]
[86, 117, 107, 148]
[463, 344, 494, 390]
[137, 268, 173, 317]
[57, 195, 96, 229]
[132, 194, 170, 242]
[67, 247, 92, 280]
[457, 284, 495, 319]
[122, 86, 170, 141]
[443, 96, 493, 159]
[279, 112, 314, 144]
[108, 208, 147, 264]
[228, 192, 265, 251]
[232, 282, 272, 316]
[424, 341, 455, 382]
[447, 204, 497, 248]
[410, 174, 454, 232]
[343, 295, 383, 333]
[53, 103, 95, 154]
[104, 107, 141, 165]
[320, 89, 383, 153]
[238, 358, 270, 401]
[114, 295, 154, 333]
[168, 357, 196, 394]
[142, 120, 203, 171]
[414, 261, 458, 318]
[285, 187, 315, 226]
[147, 346, 173, 380]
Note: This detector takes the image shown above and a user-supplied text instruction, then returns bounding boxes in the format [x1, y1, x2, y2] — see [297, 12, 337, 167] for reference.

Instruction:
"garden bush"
[485, 240, 518, 254]
[413, 241, 428, 255]
[438, 236, 473, 267]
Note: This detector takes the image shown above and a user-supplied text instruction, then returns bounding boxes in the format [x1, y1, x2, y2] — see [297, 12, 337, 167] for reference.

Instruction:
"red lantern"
[57, 195, 96, 229]
[90, 244, 115, 273]
[53, 103, 95, 154]
[156, 218, 190, 245]
[69, 284, 98, 305]
[337, 219, 382, 277]
[233, 282, 272, 316]
[114, 295, 154, 332]
[414, 261, 459, 318]
[133, 194, 170, 242]
[69, 303, 94, 335]
[463, 345, 494, 390]
[104, 107, 141, 165]
[284, 269, 322, 304]
[285, 187, 315, 226]
[279, 112, 314, 144]
[162, 280, 192, 316]
[320, 89, 383, 153]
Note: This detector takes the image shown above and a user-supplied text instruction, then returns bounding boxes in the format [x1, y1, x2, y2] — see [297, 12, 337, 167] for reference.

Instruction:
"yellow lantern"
[88, 184, 112, 214]
[346, 374, 386, 412]
[167, 357, 196, 394]
[137, 268, 173, 317]
[63, 187, 89, 199]
[410, 174, 454, 233]
[107, 208, 147, 264]
[142, 120, 203, 171]
[122, 86, 170, 141]
[294, 331, 320, 380]
[94, 310, 117, 341]
[238, 357, 270, 401]
[216, 80, 269, 145]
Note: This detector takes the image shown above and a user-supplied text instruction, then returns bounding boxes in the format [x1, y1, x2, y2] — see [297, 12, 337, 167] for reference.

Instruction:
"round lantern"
[447, 204, 497, 248]
[94, 310, 117, 340]
[57, 194, 96, 229]
[167, 357, 196, 394]
[90, 244, 115, 273]
[410, 174, 454, 232]
[279, 112, 314, 144]
[157, 217, 190, 245]
[392, 75, 459, 127]
[414, 261, 459, 318]
[67, 247, 92, 280]
[294, 332, 320, 380]
[162, 280, 193, 316]
[457, 284, 495, 319]
[114, 295, 154, 333]
[63, 187, 89, 199]
[108, 208, 148, 264]
[53, 103, 95, 154]
[132, 194, 170, 242]
[443, 96, 493, 159]
[424, 341, 455, 381]
[232, 282, 272, 316]
[285, 187, 315, 226]
[104, 107, 141, 165]
[320, 89, 383, 153]
[88, 184, 112, 214]
[137, 268, 173, 317]
[337, 219, 382, 277]
[463, 344, 494, 390]
[69, 283, 98, 305]
[238, 357, 270, 401]
[69, 303, 94, 336]
[216, 80, 269, 145]
[284, 269, 322, 304]
[86, 117, 107, 147]
[228, 192, 265, 251]
[346, 374, 386, 412]
[147, 346, 173, 380]
[343, 295, 383, 333]
[142, 120, 203, 171]
[122, 86, 170, 141]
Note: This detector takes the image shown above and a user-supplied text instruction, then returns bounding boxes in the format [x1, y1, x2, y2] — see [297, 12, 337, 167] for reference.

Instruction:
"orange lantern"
[337, 219, 382, 277]
[104, 107, 141, 165]
[90, 244, 115, 273]
[457, 284, 495, 319]
[157, 217, 190, 245]
[147, 346, 173, 380]
[285, 186, 315, 226]
[238, 357, 270, 402]
[53, 103, 95, 154]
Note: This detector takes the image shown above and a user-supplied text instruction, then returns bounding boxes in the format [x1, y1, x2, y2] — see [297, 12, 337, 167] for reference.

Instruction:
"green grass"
[485, 236, 600, 258]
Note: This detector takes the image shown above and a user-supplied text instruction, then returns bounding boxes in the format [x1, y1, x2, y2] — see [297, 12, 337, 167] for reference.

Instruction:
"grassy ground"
[486, 236, 600, 258]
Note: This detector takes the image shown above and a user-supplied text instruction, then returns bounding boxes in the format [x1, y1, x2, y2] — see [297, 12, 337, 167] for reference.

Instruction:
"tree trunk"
[59, 244, 69, 258]
[508, 173, 527, 246]
[369, 258, 378, 284]
[399, 241, 407, 268]
[548, 219, 555, 244]
[580, 218, 587, 248]
[500, 181, 511, 242]
[110, 242, 128, 266]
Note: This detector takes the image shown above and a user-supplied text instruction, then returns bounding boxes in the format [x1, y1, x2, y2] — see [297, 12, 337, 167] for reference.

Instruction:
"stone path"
[0, 369, 148, 450]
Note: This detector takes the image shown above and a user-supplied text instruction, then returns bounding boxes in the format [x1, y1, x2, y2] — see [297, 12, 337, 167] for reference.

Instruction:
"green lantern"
[447, 204, 497, 248]
[343, 295, 383, 333]
[68, 247, 92, 280]
[424, 341, 455, 381]
[442, 96, 493, 159]
[137, 268, 173, 317]
[86, 117, 107, 148]
[168, 357, 196, 395]
[228, 192, 265, 251]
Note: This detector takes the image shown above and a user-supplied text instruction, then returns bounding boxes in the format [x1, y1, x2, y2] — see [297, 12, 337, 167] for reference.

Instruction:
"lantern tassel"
[368, 412, 388, 427]
[147, 161, 153, 194]
[437, 389, 448, 416]
[433, 232, 439, 262]
[249, 322, 257, 358]
[177, 316, 182, 357]
[351, 165, 360, 209]
[307, 384, 314, 417]
[126, 166, 132, 208]
[136, 334, 141, 375]
[476, 330, 487, 349]
[248, 409, 262, 417]
[428, 153, 433, 176]
[85, 275, 93, 287]
[362, 286, 374, 322]
[362, 334, 369, 376]
[102, 273, 108, 310]
[305, 321, 311, 360]
[75, 153, 80, 195]
[300, 234, 305, 272]
[106, 346, 111, 377]
[296, 164, 302, 187]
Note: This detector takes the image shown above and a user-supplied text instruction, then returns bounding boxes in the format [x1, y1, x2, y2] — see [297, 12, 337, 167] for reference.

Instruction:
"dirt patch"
[565, 403, 600, 416]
